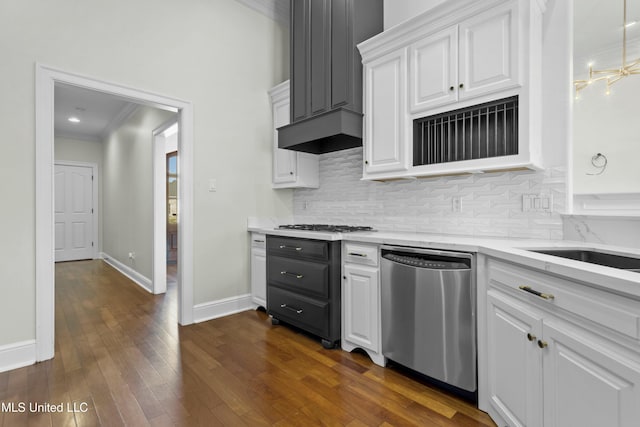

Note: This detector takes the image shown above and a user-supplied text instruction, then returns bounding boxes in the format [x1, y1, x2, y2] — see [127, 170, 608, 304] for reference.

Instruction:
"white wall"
[0, 0, 291, 348]
[54, 137, 104, 253]
[384, 0, 447, 30]
[102, 106, 176, 280]
[573, 76, 640, 194]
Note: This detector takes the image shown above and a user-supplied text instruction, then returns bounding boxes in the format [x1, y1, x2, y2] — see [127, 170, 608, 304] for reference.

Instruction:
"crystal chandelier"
[574, 0, 640, 95]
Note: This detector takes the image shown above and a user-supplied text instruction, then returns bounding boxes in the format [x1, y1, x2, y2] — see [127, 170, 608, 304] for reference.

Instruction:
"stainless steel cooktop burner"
[277, 224, 375, 233]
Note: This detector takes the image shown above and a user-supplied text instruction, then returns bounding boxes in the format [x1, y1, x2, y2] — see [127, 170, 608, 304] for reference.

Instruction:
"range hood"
[278, 108, 362, 154]
[278, 0, 383, 154]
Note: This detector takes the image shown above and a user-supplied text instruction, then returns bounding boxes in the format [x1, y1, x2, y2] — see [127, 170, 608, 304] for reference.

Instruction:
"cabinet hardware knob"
[253, 239, 265, 243]
[449, 86, 454, 91]
[527, 333, 536, 342]
[343, 275, 347, 280]
[290, 171, 294, 175]
[537, 340, 548, 349]
[459, 83, 464, 89]
[365, 160, 369, 165]
[519, 285, 554, 300]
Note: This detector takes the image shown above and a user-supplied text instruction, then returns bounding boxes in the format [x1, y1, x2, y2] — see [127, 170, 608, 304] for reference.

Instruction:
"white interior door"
[55, 164, 95, 262]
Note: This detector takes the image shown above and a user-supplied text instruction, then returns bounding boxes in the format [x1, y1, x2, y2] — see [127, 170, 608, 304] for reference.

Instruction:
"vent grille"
[413, 96, 518, 166]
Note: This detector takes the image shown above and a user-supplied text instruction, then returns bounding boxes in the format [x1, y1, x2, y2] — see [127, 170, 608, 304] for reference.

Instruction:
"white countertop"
[248, 226, 640, 299]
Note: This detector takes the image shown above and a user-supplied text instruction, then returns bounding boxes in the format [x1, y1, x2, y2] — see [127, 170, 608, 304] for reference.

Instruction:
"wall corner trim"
[0, 340, 36, 373]
[101, 252, 153, 293]
[193, 294, 254, 324]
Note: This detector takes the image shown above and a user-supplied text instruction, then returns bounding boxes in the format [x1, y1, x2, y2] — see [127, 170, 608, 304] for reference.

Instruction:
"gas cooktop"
[277, 224, 375, 233]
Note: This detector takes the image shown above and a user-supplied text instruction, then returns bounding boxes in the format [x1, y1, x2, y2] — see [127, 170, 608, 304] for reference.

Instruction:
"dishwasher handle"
[381, 245, 472, 270]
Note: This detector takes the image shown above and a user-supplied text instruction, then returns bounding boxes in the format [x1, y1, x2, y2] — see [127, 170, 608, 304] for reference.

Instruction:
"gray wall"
[102, 106, 176, 280]
[0, 0, 290, 348]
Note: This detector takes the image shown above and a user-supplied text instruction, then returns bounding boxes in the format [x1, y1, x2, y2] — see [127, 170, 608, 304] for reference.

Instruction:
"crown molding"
[234, 0, 289, 27]
[99, 103, 140, 140]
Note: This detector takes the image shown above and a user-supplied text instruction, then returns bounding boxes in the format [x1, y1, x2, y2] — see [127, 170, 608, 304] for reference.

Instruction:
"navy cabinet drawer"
[268, 256, 329, 297]
[268, 287, 329, 338]
[267, 236, 328, 260]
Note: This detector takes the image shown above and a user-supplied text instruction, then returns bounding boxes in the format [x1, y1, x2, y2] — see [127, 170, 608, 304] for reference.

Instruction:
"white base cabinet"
[269, 81, 319, 189]
[250, 233, 267, 309]
[341, 242, 386, 366]
[481, 257, 640, 427]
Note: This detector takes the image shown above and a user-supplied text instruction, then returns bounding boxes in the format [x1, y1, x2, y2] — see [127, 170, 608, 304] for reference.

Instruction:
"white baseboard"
[0, 340, 36, 373]
[100, 252, 152, 293]
[193, 294, 253, 323]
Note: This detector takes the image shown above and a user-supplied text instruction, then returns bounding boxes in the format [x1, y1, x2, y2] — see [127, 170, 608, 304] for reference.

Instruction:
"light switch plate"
[522, 194, 553, 212]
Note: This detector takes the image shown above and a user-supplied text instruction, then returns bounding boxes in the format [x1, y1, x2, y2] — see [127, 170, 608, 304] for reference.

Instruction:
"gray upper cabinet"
[292, 0, 379, 121]
[280, 0, 383, 154]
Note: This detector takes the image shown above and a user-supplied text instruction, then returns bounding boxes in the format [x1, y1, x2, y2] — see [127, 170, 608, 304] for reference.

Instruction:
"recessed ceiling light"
[68, 117, 80, 123]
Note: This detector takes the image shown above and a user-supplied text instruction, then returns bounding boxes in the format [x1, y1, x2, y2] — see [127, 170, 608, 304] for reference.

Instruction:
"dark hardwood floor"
[0, 260, 495, 426]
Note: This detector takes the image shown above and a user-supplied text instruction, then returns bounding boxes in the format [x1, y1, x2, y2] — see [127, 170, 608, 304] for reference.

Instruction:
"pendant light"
[574, 0, 640, 95]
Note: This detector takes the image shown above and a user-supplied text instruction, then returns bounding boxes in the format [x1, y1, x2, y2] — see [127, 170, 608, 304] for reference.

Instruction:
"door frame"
[151, 118, 178, 295]
[53, 161, 99, 262]
[36, 64, 195, 362]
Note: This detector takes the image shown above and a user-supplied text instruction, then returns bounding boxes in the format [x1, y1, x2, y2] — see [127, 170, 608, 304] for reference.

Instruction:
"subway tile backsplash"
[293, 147, 566, 240]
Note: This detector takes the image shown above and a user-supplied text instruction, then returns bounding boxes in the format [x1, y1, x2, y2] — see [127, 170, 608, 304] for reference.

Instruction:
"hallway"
[0, 260, 494, 426]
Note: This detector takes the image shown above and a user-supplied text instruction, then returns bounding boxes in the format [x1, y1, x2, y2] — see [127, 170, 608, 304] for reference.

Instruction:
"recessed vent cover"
[413, 96, 518, 166]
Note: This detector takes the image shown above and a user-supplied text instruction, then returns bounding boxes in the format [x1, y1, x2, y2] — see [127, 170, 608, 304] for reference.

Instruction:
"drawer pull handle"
[280, 271, 304, 279]
[280, 304, 303, 314]
[519, 286, 554, 300]
[348, 252, 367, 257]
[253, 239, 265, 243]
[527, 333, 536, 342]
[279, 245, 303, 251]
[537, 340, 548, 349]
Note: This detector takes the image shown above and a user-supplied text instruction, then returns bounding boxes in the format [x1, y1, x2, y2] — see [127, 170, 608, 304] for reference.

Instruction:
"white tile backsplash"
[293, 147, 566, 239]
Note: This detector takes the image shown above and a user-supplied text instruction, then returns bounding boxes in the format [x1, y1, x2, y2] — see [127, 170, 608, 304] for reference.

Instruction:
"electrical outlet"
[452, 196, 462, 213]
[128, 252, 136, 260]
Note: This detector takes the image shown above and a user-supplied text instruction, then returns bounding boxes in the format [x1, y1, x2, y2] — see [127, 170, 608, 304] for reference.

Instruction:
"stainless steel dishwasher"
[380, 245, 476, 393]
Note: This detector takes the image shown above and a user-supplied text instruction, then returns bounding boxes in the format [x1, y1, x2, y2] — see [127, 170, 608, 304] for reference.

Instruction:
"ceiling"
[574, 0, 640, 65]
[54, 83, 139, 142]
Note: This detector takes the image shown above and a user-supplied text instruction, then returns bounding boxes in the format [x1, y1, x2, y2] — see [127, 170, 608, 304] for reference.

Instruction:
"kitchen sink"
[528, 249, 640, 272]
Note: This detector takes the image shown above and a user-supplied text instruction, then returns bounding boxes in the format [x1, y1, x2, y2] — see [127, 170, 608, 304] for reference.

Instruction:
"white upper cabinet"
[409, 26, 458, 113]
[363, 48, 409, 175]
[269, 81, 319, 189]
[359, 0, 546, 180]
[458, 1, 519, 100]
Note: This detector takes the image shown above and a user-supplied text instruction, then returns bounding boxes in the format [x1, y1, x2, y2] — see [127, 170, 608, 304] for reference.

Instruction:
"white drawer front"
[488, 259, 640, 341]
[344, 243, 379, 267]
[251, 233, 266, 249]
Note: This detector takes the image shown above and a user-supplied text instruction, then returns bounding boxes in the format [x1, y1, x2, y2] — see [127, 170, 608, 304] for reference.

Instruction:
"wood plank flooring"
[0, 260, 496, 426]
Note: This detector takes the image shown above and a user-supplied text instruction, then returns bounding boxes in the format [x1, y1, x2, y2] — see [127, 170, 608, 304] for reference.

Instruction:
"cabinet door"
[409, 26, 458, 113]
[458, 1, 519, 100]
[487, 290, 543, 427]
[291, 0, 310, 122]
[363, 48, 409, 175]
[272, 97, 297, 184]
[542, 322, 640, 427]
[251, 247, 267, 308]
[343, 264, 379, 352]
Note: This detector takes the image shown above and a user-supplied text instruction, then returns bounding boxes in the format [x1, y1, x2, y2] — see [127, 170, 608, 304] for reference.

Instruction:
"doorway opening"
[36, 64, 195, 362]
